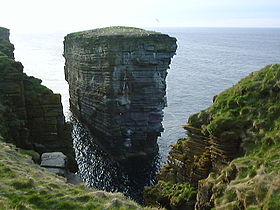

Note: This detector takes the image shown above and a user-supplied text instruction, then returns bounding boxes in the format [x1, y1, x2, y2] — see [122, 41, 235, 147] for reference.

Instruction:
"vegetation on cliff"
[145, 181, 197, 209]
[0, 139, 155, 209]
[145, 64, 280, 209]
[197, 64, 280, 209]
[68, 26, 161, 38]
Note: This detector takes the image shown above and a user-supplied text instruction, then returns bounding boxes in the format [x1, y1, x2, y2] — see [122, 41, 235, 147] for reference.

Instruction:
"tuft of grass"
[11, 178, 35, 190]
[19, 149, 40, 163]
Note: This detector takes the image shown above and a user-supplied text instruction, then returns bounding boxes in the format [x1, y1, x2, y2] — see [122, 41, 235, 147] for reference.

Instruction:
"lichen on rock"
[64, 26, 177, 160]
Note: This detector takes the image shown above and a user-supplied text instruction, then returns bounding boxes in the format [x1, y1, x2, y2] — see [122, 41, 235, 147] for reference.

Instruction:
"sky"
[0, 0, 280, 33]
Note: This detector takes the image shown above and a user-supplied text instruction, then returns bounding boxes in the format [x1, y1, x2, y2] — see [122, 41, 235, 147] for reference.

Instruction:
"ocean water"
[11, 27, 280, 201]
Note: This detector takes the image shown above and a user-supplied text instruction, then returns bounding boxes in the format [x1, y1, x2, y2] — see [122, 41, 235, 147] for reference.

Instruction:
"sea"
[11, 27, 280, 202]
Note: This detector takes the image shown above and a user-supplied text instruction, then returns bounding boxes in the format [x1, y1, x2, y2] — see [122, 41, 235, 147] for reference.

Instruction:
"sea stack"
[64, 26, 177, 159]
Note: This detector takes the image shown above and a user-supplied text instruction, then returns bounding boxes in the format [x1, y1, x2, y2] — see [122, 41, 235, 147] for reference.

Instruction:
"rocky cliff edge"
[145, 64, 280, 209]
[0, 26, 77, 172]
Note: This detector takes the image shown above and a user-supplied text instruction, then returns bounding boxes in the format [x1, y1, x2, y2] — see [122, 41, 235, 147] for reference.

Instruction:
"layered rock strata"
[64, 26, 177, 159]
[145, 64, 280, 209]
[0, 27, 77, 172]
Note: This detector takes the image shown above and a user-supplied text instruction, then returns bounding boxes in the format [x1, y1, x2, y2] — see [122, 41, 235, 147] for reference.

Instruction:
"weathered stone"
[41, 152, 67, 168]
[64, 26, 177, 159]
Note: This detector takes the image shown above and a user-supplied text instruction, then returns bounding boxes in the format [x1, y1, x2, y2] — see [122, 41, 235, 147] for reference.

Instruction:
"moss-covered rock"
[144, 181, 197, 210]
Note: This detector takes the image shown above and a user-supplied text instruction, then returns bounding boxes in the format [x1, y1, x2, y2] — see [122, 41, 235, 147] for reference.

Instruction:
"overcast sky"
[1, 0, 280, 33]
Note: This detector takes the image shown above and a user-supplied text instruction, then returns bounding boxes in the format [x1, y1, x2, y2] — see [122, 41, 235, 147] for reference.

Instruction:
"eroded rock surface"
[64, 26, 177, 159]
[0, 26, 77, 172]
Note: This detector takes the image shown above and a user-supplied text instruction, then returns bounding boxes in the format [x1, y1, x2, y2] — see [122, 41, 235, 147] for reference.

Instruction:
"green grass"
[68, 26, 161, 38]
[0, 140, 155, 210]
[19, 149, 40, 163]
[144, 181, 197, 209]
[189, 64, 280, 209]
[212, 144, 280, 209]
[202, 65, 280, 147]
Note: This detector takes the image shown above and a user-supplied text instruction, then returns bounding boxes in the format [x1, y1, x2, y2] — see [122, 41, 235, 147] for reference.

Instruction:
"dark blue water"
[12, 27, 280, 202]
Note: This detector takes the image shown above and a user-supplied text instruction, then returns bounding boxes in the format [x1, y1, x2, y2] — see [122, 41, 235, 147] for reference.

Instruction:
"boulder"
[41, 152, 67, 168]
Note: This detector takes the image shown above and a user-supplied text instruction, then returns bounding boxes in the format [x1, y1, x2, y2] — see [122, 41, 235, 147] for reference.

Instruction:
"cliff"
[145, 64, 280, 209]
[0, 27, 76, 172]
[64, 26, 177, 159]
[0, 27, 14, 58]
[0, 26, 158, 209]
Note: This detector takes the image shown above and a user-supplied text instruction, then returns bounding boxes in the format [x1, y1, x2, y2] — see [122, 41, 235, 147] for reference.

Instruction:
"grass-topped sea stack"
[64, 26, 177, 159]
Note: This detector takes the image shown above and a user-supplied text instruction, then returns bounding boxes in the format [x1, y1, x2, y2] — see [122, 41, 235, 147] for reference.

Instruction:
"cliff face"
[64, 26, 177, 159]
[0, 27, 76, 172]
[0, 27, 14, 58]
[145, 64, 280, 209]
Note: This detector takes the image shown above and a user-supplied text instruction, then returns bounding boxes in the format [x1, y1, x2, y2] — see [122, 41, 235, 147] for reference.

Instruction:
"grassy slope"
[200, 64, 280, 209]
[211, 144, 280, 209]
[146, 64, 280, 209]
[0, 139, 156, 210]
